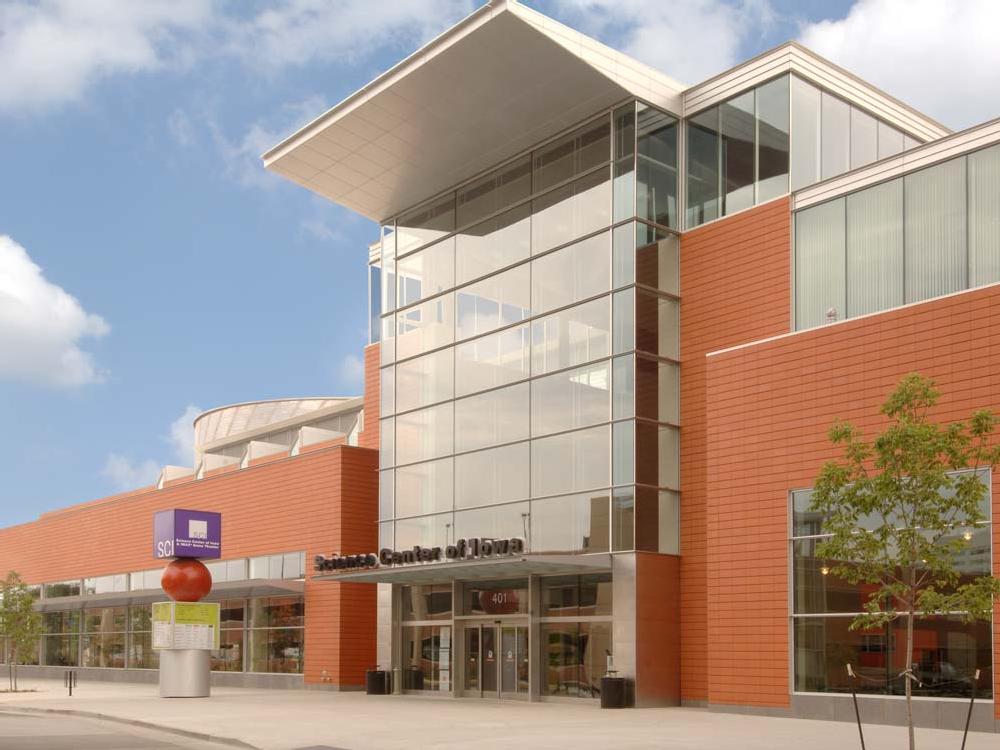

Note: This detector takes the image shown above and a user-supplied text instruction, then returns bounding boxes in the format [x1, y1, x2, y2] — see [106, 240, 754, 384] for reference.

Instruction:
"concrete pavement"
[0, 711, 237, 749]
[0, 679, 995, 750]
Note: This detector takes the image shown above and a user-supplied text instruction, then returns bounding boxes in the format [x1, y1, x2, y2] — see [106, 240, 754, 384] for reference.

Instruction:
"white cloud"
[0, 0, 213, 113]
[552, 0, 775, 84]
[0, 235, 109, 387]
[167, 108, 194, 147]
[337, 353, 365, 392]
[101, 453, 160, 492]
[167, 404, 202, 464]
[799, 0, 1000, 129]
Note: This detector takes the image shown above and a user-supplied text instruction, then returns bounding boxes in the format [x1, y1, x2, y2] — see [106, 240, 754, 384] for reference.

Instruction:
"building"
[0, 398, 377, 689]
[261, 0, 999, 729]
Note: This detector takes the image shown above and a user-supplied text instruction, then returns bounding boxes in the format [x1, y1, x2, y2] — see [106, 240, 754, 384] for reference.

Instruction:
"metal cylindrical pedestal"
[159, 649, 211, 698]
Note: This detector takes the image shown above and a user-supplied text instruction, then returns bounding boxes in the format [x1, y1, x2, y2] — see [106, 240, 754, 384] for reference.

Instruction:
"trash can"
[365, 669, 390, 695]
[600, 676, 628, 708]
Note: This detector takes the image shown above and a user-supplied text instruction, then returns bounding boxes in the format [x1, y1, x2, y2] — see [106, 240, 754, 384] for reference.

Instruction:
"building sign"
[153, 509, 222, 559]
[152, 601, 220, 650]
[314, 536, 525, 573]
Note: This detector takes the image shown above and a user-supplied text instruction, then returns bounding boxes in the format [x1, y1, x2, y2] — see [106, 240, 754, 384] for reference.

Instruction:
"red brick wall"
[635, 552, 681, 706]
[0, 445, 377, 687]
[678, 198, 792, 702]
[705, 283, 1000, 714]
[359, 343, 380, 451]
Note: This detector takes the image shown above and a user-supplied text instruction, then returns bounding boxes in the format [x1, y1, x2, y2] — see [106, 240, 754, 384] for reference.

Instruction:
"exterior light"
[820, 565, 830, 576]
[963, 530, 973, 541]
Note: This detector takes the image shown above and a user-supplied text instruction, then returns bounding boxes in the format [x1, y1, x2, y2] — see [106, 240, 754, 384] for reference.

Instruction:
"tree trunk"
[905, 611, 914, 750]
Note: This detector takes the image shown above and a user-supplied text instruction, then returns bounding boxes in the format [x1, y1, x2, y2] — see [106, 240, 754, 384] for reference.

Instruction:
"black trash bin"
[366, 669, 390, 695]
[600, 676, 628, 708]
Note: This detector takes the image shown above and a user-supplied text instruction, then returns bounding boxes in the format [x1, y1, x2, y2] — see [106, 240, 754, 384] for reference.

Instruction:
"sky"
[1, 0, 998, 528]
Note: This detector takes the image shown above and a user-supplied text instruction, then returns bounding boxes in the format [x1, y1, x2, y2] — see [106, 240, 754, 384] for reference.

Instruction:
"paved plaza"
[0, 679, 995, 750]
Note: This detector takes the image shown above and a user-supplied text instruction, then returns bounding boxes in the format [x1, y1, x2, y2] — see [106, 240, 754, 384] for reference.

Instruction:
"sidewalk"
[0, 679, 995, 750]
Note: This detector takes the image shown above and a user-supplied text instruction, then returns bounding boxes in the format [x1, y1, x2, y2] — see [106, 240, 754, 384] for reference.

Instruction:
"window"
[465, 579, 528, 615]
[846, 179, 903, 317]
[43, 580, 80, 598]
[795, 197, 846, 329]
[756, 76, 790, 202]
[531, 426, 610, 498]
[395, 457, 454, 517]
[395, 348, 454, 413]
[455, 204, 531, 285]
[721, 90, 756, 215]
[212, 599, 245, 672]
[82, 607, 126, 668]
[790, 76, 821, 191]
[635, 290, 679, 360]
[454, 443, 529, 509]
[396, 292, 454, 360]
[531, 233, 610, 315]
[636, 104, 678, 228]
[457, 156, 531, 228]
[904, 158, 967, 302]
[454, 383, 528, 454]
[128, 605, 158, 669]
[532, 491, 610, 554]
[686, 107, 720, 226]
[850, 108, 878, 169]
[82, 574, 128, 595]
[530, 297, 610, 377]
[395, 401, 454, 465]
[249, 596, 304, 674]
[396, 194, 455, 256]
[42, 610, 79, 666]
[397, 238, 455, 307]
[400, 625, 452, 692]
[533, 118, 610, 193]
[530, 361, 610, 437]
[455, 323, 529, 397]
[455, 264, 530, 341]
[969, 144, 1000, 287]
[531, 171, 611, 255]
[401, 585, 453, 622]
[540, 621, 611, 698]
[453, 502, 530, 543]
[541, 574, 612, 618]
[820, 92, 850, 180]
[395, 512, 453, 550]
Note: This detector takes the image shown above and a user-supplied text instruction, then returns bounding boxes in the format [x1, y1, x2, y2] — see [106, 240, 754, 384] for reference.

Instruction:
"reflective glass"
[249, 596, 304, 629]
[541, 574, 612, 618]
[453, 501, 530, 543]
[455, 204, 531, 284]
[636, 230, 679, 295]
[380, 316, 395, 364]
[530, 297, 610, 376]
[969, 144, 1000, 287]
[636, 356, 680, 424]
[795, 198, 846, 329]
[636, 421, 680, 489]
[612, 288, 635, 354]
[877, 121, 905, 159]
[465, 579, 528, 615]
[128, 632, 158, 669]
[455, 324, 529, 397]
[630, 487, 680, 553]
[540, 621, 610, 697]
[396, 194, 455, 256]
[850, 107, 878, 169]
[612, 488, 634, 550]
[613, 103, 636, 223]
[455, 264, 531, 341]
[821, 92, 850, 180]
[454, 382, 529, 453]
[395, 457, 454, 517]
[396, 293, 454, 360]
[533, 118, 611, 193]
[395, 402, 454, 465]
[756, 75, 790, 202]
[636, 104, 678, 228]
[721, 90, 755, 215]
[612, 223, 635, 287]
[790, 76, 821, 191]
[379, 417, 393, 468]
[379, 469, 393, 520]
[212, 629, 244, 672]
[397, 238, 455, 307]
[531, 232, 611, 314]
[457, 156, 531, 227]
[395, 348, 454, 413]
[531, 170, 612, 254]
[531, 361, 610, 437]
[531, 492, 610, 553]
[611, 355, 635, 419]
[454, 442, 530, 509]
[250, 627, 303, 674]
[846, 179, 904, 317]
[380, 366, 394, 416]
[531, 425, 610, 498]
[82, 633, 125, 668]
[686, 106, 720, 226]
[401, 585, 453, 621]
[612, 421, 634, 486]
[395, 512, 453, 550]
[635, 290, 679, 359]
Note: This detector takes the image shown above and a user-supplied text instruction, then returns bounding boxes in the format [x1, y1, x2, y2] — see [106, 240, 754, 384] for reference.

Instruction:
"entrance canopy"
[312, 553, 612, 585]
[262, 0, 684, 222]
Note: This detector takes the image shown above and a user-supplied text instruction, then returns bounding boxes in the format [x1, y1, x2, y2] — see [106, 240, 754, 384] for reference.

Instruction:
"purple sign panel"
[153, 509, 222, 560]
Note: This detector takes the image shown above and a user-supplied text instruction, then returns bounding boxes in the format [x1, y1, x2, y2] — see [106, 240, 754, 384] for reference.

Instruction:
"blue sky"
[0, 0, 997, 527]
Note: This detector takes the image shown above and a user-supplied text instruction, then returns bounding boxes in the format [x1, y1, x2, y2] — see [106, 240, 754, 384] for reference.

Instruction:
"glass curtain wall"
[794, 143, 1000, 330]
[539, 574, 612, 697]
[400, 584, 453, 692]
[790, 472, 993, 698]
[378, 104, 681, 556]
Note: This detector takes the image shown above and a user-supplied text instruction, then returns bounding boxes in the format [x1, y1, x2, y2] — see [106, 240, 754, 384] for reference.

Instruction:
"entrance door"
[463, 623, 528, 699]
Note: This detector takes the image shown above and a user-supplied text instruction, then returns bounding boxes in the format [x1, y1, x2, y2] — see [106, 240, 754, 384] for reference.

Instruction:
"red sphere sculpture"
[161, 558, 212, 602]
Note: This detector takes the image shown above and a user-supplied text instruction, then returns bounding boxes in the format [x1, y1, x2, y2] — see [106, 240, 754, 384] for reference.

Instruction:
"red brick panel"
[705, 283, 1000, 713]
[359, 343, 380, 451]
[678, 198, 792, 702]
[635, 553, 681, 706]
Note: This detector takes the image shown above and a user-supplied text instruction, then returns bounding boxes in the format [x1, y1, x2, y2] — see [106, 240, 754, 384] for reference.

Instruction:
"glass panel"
[540, 621, 611, 698]
[533, 118, 611, 193]
[530, 297, 610, 377]
[612, 288, 635, 355]
[721, 90, 756, 215]
[211, 629, 244, 672]
[790, 76, 821, 191]
[379, 469, 393, 520]
[531, 492, 610, 553]
[127, 632, 158, 669]
[455, 204, 531, 284]
[250, 627, 303, 673]
[686, 106, 720, 227]
[465, 627, 480, 692]
[613, 103, 636, 223]
[531, 231, 611, 314]
[226, 559, 246, 582]
[636, 104, 678, 228]
[795, 198, 846, 329]
[401, 584, 453, 621]
[380, 366, 394, 417]
[820, 92, 850, 180]
[454, 442, 530, 509]
[454, 382, 529, 453]
[500, 627, 517, 693]
[635, 356, 680, 424]
[369, 263, 381, 344]
[42, 636, 78, 666]
[636, 230, 679, 295]
[249, 596, 304, 629]
[44, 580, 80, 598]
[396, 293, 454, 360]
[401, 625, 452, 692]
[219, 599, 245, 629]
[636, 421, 680, 489]
[457, 156, 531, 228]
[904, 157, 967, 303]
[658, 490, 680, 554]
[381, 257, 396, 315]
[395, 457, 454, 517]
[379, 417, 393, 468]
[541, 574, 612, 618]
[530, 361, 610, 437]
[877, 121, 905, 160]
[635, 290, 679, 359]
[612, 487, 635, 551]
[846, 179, 904, 317]
[455, 264, 531, 341]
[397, 238, 455, 307]
[464, 579, 528, 615]
[757, 75, 790, 202]
[531, 170, 612, 255]
[612, 421, 634, 486]
[83, 607, 126, 633]
[612, 355, 634, 420]
[395, 348, 454, 413]
[793, 616, 992, 698]
[904, 135, 921, 151]
[395, 402, 453, 465]
[396, 194, 455, 256]
[453, 501, 530, 543]
[482, 626, 498, 693]
[81, 633, 125, 668]
[530, 425, 610, 498]
[395, 512, 453, 550]
[380, 315, 395, 364]
[968, 144, 1000, 287]
[379, 520, 393, 549]
[455, 323, 530, 397]
[850, 107, 878, 169]
[612, 222, 637, 287]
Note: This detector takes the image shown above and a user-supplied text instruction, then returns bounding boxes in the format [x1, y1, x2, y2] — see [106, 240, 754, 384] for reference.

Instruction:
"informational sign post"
[152, 601, 220, 651]
[154, 509, 222, 560]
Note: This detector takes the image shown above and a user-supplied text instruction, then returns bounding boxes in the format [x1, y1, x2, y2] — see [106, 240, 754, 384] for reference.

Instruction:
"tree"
[0, 571, 43, 692]
[810, 374, 1000, 750]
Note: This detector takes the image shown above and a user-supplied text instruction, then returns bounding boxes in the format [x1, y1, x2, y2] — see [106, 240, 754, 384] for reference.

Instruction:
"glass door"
[463, 623, 528, 699]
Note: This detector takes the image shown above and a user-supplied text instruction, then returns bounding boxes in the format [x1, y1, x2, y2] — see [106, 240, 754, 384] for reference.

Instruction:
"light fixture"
[820, 565, 830, 576]
[963, 530, 973, 542]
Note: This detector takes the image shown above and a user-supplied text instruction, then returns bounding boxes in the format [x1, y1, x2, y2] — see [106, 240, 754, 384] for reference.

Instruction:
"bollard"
[960, 669, 980, 750]
[63, 669, 77, 697]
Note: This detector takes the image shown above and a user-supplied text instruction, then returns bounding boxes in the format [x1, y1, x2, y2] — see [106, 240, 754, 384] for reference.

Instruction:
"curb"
[0, 706, 262, 749]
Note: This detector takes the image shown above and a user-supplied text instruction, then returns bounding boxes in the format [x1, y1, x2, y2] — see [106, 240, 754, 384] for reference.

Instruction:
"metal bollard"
[960, 669, 980, 750]
[64, 669, 77, 697]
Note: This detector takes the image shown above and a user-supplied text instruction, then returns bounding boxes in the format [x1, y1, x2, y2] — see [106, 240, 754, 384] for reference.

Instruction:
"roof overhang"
[33, 579, 304, 612]
[262, 0, 684, 223]
[311, 553, 612, 584]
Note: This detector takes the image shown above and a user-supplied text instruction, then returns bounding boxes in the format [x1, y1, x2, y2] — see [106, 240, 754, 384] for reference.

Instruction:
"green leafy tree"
[0, 571, 43, 692]
[810, 374, 1000, 750]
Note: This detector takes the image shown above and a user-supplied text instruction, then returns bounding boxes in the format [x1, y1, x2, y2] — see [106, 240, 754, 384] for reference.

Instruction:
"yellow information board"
[152, 601, 220, 650]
